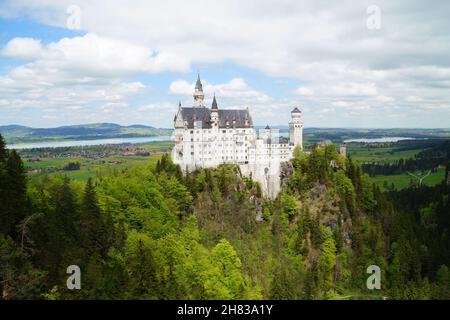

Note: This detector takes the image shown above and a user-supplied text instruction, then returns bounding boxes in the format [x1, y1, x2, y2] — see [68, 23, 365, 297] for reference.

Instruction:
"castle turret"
[211, 93, 219, 127]
[193, 74, 205, 107]
[339, 143, 347, 157]
[262, 124, 271, 143]
[289, 107, 303, 150]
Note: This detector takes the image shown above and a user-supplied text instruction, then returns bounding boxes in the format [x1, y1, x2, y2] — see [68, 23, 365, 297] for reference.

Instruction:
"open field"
[370, 167, 446, 190]
[347, 143, 422, 163]
[21, 141, 173, 182]
[25, 154, 164, 182]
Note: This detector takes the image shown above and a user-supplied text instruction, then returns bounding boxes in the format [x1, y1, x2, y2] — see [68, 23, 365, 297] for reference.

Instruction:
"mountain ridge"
[0, 123, 173, 144]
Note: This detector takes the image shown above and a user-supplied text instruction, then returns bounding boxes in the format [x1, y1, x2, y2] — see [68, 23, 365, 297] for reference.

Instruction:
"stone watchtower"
[289, 107, 303, 150]
[339, 143, 347, 157]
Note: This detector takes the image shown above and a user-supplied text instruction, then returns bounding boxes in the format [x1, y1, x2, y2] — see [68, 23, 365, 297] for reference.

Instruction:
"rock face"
[280, 161, 294, 188]
[240, 161, 282, 199]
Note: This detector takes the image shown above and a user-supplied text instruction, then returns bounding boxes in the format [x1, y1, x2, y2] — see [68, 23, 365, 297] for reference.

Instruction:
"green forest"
[1, 133, 450, 300]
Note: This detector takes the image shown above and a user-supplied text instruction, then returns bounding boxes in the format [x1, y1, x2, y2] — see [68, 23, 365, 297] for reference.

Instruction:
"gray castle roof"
[177, 107, 253, 129]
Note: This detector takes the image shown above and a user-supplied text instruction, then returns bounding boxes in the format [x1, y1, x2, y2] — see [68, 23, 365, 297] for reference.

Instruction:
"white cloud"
[2, 37, 43, 59]
[328, 83, 378, 97]
[169, 78, 270, 105]
[2, 33, 190, 77]
[294, 87, 314, 95]
[0, 34, 154, 125]
[169, 80, 194, 96]
[331, 101, 350, 107]
[376, 95, 395, 102]
[0, 0, 450, 127]
[295, 82, 378, 98]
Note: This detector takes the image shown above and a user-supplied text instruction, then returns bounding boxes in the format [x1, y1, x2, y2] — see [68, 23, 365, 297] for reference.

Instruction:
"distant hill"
[0, 123, 173, 144]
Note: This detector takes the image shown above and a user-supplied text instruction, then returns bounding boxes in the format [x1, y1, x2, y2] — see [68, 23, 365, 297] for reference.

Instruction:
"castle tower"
[262, 124, 271, 143]
[339, 143, 347, 157]
[289, 107, 303, 150]
[193, 74, 205, 107]
[211, 93, 219, 127]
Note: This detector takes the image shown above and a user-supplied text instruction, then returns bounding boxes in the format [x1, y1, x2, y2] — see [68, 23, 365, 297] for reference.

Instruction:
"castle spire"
[195, 73, 203, 91]
[193, 74, 205, 107]
[211, 93, 218, 109]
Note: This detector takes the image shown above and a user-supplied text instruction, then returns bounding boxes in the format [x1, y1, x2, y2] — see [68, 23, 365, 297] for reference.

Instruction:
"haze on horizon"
[0, 0, 449, 129]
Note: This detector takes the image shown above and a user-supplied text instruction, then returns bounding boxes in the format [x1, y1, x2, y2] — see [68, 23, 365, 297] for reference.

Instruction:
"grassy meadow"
[22, 141, 174, 182]
[370, 167, 446, 190]
[347, 142, 447, 190]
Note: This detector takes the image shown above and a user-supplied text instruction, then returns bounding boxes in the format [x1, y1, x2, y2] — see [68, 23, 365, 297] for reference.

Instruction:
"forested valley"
[1, 133, 450, 300]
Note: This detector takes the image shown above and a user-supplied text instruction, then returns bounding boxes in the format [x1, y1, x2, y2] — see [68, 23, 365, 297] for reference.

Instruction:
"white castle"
[172, 75, 303, 198]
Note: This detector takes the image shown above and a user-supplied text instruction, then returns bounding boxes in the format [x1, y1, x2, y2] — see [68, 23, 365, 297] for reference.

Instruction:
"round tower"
[289, 107, 303, 150]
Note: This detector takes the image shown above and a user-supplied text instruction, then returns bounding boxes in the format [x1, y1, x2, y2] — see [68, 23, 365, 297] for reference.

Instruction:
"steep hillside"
[1, 134, 449, 300]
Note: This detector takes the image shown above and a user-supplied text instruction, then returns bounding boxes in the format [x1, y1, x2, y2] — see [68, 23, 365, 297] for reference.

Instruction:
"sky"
[0, 0, 449, 129]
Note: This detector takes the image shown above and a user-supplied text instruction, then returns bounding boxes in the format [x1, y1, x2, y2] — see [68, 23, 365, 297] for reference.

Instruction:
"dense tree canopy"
[0, 132, 449, 300]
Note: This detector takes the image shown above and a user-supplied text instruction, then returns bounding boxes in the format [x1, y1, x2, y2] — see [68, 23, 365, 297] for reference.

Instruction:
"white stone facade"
[172, 76, 303, 198]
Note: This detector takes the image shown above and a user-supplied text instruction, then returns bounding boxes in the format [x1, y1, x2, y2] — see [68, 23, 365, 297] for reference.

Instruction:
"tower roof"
[211, 93, 218, 109]
[291, 107, 301, 114]
[195, 74, 203, 91]
[265, 124, 270, 130]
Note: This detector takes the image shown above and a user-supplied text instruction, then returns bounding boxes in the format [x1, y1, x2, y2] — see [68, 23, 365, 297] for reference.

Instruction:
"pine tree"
[80, 178, 111, 256]
[0, 134, 7, 236]
[55, 177, 78, 241]
[125, 232, 159, 299]
[40, 179, 80, 280]
[1, 150, 27, 237]
[0, 134, 6, 164]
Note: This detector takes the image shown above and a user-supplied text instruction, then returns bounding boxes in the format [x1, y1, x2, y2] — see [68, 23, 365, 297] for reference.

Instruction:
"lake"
[344, 137, 416, 143]
[7, 136, 174, 150]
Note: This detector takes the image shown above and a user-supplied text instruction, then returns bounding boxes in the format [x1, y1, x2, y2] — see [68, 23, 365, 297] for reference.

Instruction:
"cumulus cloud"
[0, 34, 157, 125]
[3, 33, 190, 77]
[0, 0, 449, 127]
[170, 78, 271, 106]
[2, 37, 43, 59]
[294, 87, 315, 96]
